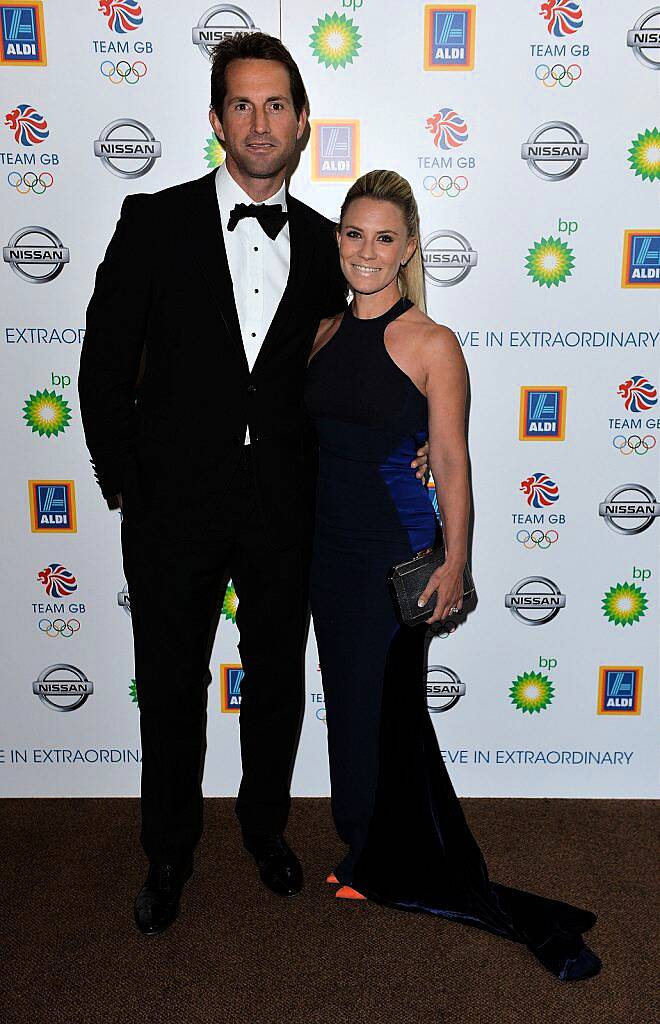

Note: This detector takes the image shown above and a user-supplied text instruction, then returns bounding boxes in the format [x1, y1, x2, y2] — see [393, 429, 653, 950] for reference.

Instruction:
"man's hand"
[411, 440, 430, 484]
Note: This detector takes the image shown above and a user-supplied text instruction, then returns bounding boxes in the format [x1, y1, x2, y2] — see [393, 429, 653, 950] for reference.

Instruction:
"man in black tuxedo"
[79, 33, 426, 935]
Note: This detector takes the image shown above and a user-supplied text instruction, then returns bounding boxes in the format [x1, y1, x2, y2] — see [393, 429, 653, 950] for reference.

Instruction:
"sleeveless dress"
[304, 297, 601, 981]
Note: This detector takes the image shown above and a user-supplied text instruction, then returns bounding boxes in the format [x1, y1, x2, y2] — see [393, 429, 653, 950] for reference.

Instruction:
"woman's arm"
[417, 326, 470, 624]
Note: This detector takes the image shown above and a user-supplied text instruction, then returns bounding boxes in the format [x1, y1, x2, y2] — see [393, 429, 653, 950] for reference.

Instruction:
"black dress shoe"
[134, 860, 193, 935]
[243, 833, 303, 897]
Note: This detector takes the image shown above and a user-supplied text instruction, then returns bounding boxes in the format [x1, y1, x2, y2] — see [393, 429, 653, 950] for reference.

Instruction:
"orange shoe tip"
[326, 872, 339, 884]
[335, 885, 366, 900]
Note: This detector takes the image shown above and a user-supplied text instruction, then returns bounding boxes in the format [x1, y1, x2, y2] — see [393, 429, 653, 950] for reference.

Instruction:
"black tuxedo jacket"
[79, 170, 346, 546]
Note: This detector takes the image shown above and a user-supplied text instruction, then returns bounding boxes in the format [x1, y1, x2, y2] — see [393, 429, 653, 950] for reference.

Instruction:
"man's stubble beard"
[240, 156, 288, 180]
[226, 140, 297, 182]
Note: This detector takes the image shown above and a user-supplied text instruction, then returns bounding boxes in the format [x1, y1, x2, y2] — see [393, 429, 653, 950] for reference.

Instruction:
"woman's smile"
[351, 263, 381, 274]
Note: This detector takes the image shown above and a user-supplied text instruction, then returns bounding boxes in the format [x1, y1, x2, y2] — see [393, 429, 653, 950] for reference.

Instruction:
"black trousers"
[121, 449, 310, 865]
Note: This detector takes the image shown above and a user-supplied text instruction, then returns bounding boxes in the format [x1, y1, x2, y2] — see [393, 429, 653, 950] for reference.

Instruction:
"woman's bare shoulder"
[396, 306, 460, 352]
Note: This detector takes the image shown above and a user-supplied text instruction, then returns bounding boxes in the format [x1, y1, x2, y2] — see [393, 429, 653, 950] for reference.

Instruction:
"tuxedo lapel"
[252, 195, 314, 374]
[184, 171, 247, 369]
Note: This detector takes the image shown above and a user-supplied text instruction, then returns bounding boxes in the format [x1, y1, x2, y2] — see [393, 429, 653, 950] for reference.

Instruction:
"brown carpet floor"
[0, 798, 657, 1024]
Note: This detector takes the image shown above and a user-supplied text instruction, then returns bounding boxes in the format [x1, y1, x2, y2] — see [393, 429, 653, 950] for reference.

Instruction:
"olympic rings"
[535, 63, 582, 87]
[429, 619, 457, 637]
[38, 618, 80, 638]
[100, 59, 147, 84]
[422, 174, 468, 198]
[612, 434, 657, 455]
[515, 529, 559, 549]
[7, 170, 54, 195]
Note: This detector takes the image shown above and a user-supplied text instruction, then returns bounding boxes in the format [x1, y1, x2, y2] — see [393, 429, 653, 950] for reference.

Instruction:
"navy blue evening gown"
[304, 297, 601, 981]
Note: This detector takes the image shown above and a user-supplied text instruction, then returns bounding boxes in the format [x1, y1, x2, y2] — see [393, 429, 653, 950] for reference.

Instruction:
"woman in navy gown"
[304, 170, 601, 981]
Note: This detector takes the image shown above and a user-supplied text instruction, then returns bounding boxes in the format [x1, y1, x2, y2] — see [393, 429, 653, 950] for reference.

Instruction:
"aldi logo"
[310, 120, 359, 182]
[424, 5, 475, 71]
[220, 663, 243, 713]
[621, 230, 660, 288]
[0, 2, 46, 66]
[29, 480, 76, 533]
[519, 386, 567, 441]
[597, 666, 643, 715]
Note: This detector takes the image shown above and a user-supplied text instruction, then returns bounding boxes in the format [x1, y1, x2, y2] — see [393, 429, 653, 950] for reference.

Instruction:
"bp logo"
[221, 581, 238, 623]
[32, 663, 93, 712]
[192, 6, 258, 60]
[628, 128, 660, 182]
[23, 387, 71, 436]
[602, 582, 648, 626]
[309, 12, 361, 69]
[599, 484, 659, 535]
[525, 235, 574, 287]
[204, 134, 225, 169]
[509, 670, 554, 713]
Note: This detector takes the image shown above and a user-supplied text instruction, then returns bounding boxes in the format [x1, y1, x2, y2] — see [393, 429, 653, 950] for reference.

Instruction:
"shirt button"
[254, 247, 259, 252]
[251, 332, 256, 338]
[254, 288, 259, 293]
[247, 385, 256, 393]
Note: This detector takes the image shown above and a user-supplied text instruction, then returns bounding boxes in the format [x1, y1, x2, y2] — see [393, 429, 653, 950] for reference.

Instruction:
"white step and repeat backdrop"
[1, 1, 658, 799]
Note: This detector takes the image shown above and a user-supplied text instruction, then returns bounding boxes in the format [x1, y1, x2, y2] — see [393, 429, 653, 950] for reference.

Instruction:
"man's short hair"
[210, 32, 307, 119]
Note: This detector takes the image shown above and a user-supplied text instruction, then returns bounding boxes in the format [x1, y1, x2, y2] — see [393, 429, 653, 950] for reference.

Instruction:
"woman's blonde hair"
[339, 169, 426, 313]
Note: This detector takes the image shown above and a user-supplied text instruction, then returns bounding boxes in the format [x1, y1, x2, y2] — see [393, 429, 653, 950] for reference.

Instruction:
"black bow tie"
[227, 202, 288, 240]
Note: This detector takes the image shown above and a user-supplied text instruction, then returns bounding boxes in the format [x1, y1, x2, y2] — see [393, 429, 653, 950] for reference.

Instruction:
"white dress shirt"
[215, 162, 290, 373]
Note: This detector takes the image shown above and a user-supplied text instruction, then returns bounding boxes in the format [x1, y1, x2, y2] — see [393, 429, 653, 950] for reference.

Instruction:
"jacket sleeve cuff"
[90, 455, 137, 502]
